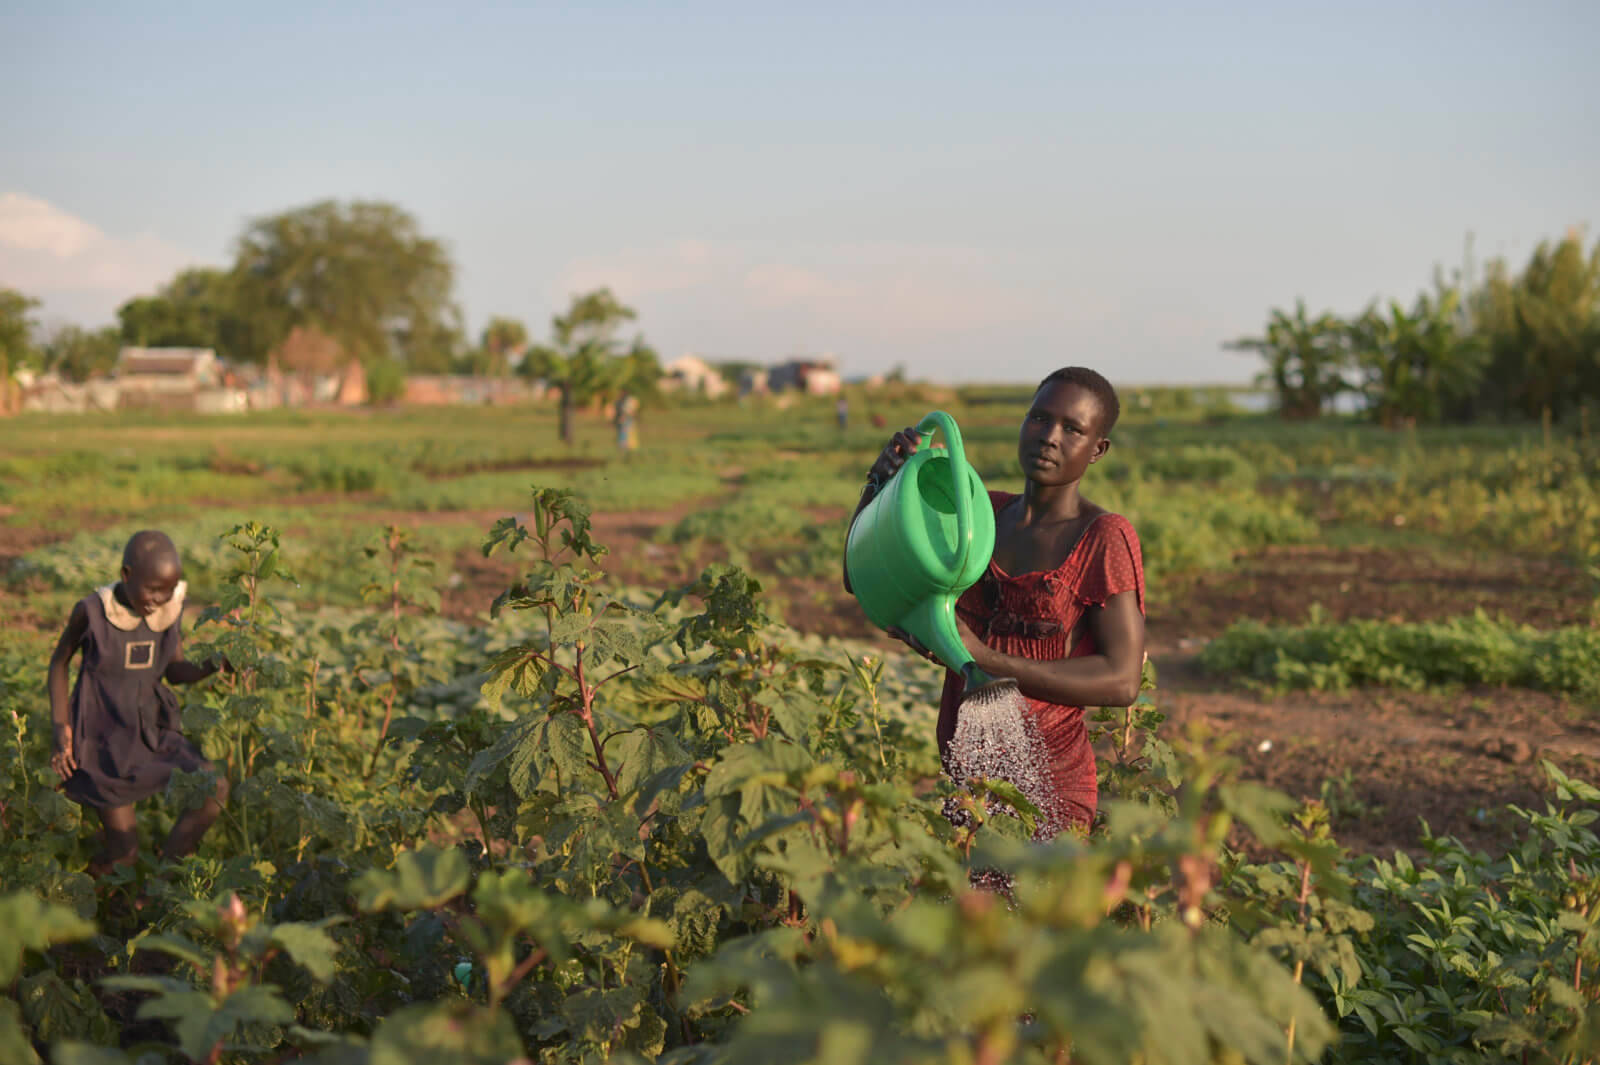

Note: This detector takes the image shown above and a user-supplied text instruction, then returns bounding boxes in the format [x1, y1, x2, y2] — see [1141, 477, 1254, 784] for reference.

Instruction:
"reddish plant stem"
[498, 946, 549, 1003]
[365, 688, 397, 780]
[574, 642, 619, 800]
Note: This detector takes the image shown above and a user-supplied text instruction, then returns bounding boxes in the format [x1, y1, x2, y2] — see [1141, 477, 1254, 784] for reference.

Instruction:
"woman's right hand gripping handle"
[867, 426, 922, 490]
[843, 426, 922, 594]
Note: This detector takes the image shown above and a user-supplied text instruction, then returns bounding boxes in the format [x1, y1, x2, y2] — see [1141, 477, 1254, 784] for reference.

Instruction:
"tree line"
[0, 199, 660, 424]
[1229, 231, 1600, 425]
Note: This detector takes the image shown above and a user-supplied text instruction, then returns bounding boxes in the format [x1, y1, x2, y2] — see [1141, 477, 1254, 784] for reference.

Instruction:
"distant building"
[402, 375, 539, 406]
[117, 347, 221, 391]
[115, 347, 248, 412]
[769, 357, 842, 396]
[661, 355, 730, 398]
[738, 368, 769, 397]
[16, 369, 120, 414]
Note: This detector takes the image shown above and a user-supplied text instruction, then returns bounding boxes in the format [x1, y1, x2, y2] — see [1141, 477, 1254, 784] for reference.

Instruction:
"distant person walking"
[836, 395, 849, 432]
[614, 390, 640, 453]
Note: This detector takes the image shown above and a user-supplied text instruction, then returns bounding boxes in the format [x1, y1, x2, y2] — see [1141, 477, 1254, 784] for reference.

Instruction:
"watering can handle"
[916, 410, 973, 575]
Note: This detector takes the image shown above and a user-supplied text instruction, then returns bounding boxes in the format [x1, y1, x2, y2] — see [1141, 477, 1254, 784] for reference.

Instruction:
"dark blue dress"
[62, 583, 207, 809]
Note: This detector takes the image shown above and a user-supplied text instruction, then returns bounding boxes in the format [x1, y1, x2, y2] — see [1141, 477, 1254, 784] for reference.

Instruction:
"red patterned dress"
[937, 491, 1145, 836]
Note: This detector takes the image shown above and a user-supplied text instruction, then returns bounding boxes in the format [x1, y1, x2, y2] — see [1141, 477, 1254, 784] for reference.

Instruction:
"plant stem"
[574, 643, 619, 800]
[1284, 960, 1305, 1065]
[365, 689, 397, 781]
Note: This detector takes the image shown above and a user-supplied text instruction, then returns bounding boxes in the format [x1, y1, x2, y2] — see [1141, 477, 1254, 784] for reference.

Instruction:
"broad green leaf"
[616, 916, 676, 950]
[18, 970, 116, 1046]
[355, 846, 471, 912]
[0, 891, 96, 985]
[270, 921, 343, 982]
[545, 711, 593, 788]
[368, 1002, 524, 1065]
[0, 1000, 42, 1065]
[612, 726, 691, 802]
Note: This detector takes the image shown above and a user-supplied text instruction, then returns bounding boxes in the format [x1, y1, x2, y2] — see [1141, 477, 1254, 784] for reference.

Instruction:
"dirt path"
[1156, 652, 1600, 854]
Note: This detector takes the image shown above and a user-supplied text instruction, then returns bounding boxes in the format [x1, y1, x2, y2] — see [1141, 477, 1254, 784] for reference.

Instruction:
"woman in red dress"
[847, 367, 1146, 837]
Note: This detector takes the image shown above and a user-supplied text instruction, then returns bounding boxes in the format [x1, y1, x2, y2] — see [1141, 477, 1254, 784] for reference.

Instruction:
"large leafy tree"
[117, 267, 270, 363]
[1227, 299, 1351, 418]
[232, 200, 461, 370]
[1349, 284, 1487, 427]
[522, 289, 660, 445]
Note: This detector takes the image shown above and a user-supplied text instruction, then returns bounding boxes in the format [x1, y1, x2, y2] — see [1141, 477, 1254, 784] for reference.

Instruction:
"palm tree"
[1227, 299, 1350, 418]
[480, 316, 528, 377]
[1350, 286, 1486, 427]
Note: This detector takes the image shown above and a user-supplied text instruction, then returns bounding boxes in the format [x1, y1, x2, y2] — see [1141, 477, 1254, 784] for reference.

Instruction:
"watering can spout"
[899, 597, 986, 688]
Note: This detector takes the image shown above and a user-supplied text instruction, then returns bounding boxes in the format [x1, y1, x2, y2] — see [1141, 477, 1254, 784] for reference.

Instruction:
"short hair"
[122, 530, 180, 575]
[1037, 367, 1120, 435]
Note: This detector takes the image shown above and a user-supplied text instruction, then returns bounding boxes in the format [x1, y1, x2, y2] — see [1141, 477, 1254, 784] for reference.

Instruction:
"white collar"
[97, 581, 187, 632]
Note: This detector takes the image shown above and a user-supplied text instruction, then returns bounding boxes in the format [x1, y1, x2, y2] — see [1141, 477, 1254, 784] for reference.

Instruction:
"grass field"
[5, 387, 1598, 852]
[4, 387, 1600, 1062]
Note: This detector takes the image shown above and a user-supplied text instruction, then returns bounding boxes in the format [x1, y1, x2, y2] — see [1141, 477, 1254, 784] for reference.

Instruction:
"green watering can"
[846, 411, 997, 686]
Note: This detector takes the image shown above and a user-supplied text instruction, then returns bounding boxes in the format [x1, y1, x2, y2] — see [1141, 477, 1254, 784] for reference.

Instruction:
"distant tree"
[232, 200, 459, 370]
[522, 288, 657, 445]
[1227, 299, 1350, 418]
[0, 288, 40, 410]
[1348, 284, 1487, 427]
[1469, 233, 1600, 421]
[394, 316, 466, 374]
[365, 358, 407, 406]
[42, 324, 123, 382]
[481, 316, 529, 377]
[116, 267, 268, 361]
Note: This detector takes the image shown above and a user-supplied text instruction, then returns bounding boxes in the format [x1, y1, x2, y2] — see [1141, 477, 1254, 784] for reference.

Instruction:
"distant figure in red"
[849, 368, 1146, 836]
[47, 531, 231, 875]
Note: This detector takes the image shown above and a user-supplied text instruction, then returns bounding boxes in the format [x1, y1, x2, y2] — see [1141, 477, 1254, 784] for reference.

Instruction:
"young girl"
[847, 367, 1146, 836]
[47, 530, 229, 875]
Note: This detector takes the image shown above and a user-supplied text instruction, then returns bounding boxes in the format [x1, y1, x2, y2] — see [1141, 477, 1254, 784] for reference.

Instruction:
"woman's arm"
[960, 591, 1145, 707]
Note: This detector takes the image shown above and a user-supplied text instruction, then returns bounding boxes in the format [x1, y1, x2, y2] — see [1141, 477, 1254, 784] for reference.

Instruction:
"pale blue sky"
[2, 1, 1596, 383]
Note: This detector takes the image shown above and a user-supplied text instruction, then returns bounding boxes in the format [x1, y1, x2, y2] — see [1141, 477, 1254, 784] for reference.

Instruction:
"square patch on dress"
[125, 640, 156, 669]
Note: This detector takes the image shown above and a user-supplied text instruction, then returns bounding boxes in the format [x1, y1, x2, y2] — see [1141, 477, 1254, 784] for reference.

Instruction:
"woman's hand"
[868, 427, 921, 486]
[51, 724, 77, 781]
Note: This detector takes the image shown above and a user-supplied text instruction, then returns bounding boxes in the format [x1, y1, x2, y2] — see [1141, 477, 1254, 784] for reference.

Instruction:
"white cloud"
[0, 192, 201, 321]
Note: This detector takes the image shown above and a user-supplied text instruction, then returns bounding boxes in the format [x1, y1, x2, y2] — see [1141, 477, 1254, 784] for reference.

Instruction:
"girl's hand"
[868, 427, 921, 486]
[51, 724, 77, 781]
